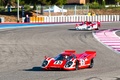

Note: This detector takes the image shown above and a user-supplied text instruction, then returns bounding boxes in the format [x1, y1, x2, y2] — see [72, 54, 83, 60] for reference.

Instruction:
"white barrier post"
[60, 16, 62, 22]
[95, 16, 97, 21]
[70, 16, 73, 22]
[116, 15, 119, 21]
[85, 15, 87, 21]
[73, 16, 75, 22]
[83, 15, 85, 21]
[58, 16, 60, 22]
[68, 16, 69, 22]
[52, 16, 54, 22]
[75, 16, 77, 22]
[62, 16, 64, 22]
[54, 16, 57, 22]
[49, 16, 51, 22]
[46, 16, 49, 22]
[97, 15, 100, 22]
[111, 15, 113, 21]
[103, 15, 105, 22]
[105, 15, 107, 21]
[90, 16, 92, 21]
[66, 16, 68, 22]
[87, 16, 89, 21]
[93, 16, 95, 21]
[108, 15, 110, 21]
[101, 15, 103, 22]
[22, 17, 25, 23]
[78, 16, 81, 22]
[114, 15, 116, 21]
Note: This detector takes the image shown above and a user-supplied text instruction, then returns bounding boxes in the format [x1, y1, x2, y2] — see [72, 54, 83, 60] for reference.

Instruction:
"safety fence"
[28, 15, 120, 23]
[36, 5, 89, 16]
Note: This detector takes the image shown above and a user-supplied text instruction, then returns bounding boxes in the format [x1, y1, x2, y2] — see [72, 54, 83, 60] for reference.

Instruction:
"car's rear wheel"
[89, 59, 94, 68]
[75, 60, 79, 70]
[96, 28, 99, 30]
[93, 27, 99, 30]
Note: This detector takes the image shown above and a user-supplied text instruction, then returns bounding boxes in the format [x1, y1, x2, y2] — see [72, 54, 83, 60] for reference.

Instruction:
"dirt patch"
[0, 15, 19, 22]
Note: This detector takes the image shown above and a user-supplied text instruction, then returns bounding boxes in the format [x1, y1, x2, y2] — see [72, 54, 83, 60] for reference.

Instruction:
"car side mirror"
[44, 56, 47, 59]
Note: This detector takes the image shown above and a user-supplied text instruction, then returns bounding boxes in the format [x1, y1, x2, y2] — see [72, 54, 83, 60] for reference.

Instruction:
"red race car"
[41, 50, 96, 70]
[75, 21, 101, 30]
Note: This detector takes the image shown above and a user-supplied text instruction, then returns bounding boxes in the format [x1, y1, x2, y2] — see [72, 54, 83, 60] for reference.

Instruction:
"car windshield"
[54, 54, 75, 60]
[54, 54, 64, 60]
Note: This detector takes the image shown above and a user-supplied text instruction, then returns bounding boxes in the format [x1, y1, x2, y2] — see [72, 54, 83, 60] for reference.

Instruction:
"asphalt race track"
[0, 22, 120, 80]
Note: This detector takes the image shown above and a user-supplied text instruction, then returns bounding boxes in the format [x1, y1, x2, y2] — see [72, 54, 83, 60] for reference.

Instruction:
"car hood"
[48, 59, 67, 67]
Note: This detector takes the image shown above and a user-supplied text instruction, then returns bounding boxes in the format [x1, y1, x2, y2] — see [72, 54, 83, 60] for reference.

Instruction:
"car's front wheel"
[75, 60, 79, 70]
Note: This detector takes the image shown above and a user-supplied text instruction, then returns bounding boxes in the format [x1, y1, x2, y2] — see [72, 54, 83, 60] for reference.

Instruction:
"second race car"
[75, 21, 101, 30]
[41, 50, 96, 70]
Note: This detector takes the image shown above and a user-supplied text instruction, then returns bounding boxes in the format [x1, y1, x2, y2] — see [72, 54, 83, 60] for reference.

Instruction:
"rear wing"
[64, 50, 76, 54]
[85, 50, 96, 54]
[85, 50, 96, 56]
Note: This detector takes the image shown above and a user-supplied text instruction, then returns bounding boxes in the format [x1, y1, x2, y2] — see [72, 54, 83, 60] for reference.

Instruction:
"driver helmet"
[65, 55, 68, 59]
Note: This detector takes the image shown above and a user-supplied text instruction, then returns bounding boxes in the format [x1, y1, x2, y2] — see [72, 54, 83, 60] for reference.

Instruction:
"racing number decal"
[80, 59, 85, 66]
[54, 61, 62, 64]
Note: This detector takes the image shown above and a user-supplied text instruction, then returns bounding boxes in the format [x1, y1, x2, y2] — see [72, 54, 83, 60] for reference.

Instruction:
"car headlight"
[42, 60, 48, 67]
[65, 61, 73, 67]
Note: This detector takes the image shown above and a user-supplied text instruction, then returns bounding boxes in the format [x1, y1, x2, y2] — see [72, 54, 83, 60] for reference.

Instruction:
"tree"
[102, 0, 105, 8]
[51, 0, 67, 5]
[38, 0, 67, 5]
[38, 0, 51, 5]
[20, 0, 25, 5]
[0, 0, 9, 6]
[0, 0, 3, 6]
[115, 0, 120, 6]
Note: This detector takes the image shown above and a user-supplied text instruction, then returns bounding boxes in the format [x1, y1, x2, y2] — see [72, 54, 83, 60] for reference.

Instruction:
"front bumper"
[42, 66, 75, 71]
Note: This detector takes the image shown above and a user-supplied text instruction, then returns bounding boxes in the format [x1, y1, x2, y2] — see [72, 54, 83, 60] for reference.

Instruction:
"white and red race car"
[75, 21, 101, 30]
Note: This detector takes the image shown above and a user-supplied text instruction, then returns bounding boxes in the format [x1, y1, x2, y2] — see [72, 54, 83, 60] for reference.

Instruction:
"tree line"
[0, 0, 67, 6]
[0, 0, 120, 7]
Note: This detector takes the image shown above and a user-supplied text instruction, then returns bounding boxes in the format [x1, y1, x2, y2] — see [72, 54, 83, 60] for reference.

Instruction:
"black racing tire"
[96, 28, 99, 30]
[89, 59, 94, 68]
[75, 60, 79, 70]
[94, 27, 99, 30]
